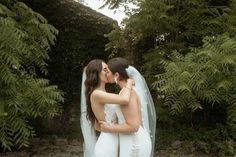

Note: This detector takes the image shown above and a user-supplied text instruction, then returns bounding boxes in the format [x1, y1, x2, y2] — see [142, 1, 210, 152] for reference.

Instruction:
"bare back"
[120, 88, 142, 128]
[90, 90, 106, 122]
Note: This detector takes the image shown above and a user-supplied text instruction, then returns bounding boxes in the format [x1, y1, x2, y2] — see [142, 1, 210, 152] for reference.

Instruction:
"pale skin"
[89, 62, 134, 130]
[99, 68, 142, 133]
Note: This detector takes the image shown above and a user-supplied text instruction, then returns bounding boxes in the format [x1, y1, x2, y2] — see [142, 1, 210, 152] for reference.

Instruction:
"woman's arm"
[99, 121, 139, 133]
[99, 91, 141, 134]
[91, 79, 134, 105]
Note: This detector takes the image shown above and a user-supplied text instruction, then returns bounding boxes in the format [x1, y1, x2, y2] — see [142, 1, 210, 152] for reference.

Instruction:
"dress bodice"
[95, 103, 119, 157]
[104, 104, 119, 124]
[116, 107, 125, 124]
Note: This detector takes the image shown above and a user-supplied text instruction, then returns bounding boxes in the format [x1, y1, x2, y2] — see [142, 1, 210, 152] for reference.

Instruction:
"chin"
[104, 79, 110, 84]
[108, 79, 115, 84]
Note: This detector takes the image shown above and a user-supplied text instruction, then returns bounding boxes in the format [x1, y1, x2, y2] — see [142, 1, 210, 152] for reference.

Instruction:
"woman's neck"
[97, 82, 106, 91]
[118, 80, 127, 89]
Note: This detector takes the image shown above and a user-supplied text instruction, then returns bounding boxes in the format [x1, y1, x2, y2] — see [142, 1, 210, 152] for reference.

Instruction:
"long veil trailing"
[80, 68, 97, 157]
[126, 66, 157, 157]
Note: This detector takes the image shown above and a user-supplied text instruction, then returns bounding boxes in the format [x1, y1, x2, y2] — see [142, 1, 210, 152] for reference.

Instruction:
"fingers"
[128, 78, 135, 85]
[131, 78, 135, 85]
[99, 121, 107, 125]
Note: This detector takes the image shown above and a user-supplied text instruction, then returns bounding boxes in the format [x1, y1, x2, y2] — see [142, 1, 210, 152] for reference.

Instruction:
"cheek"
[101, 72, 108, 80]
[107, 73, 114, 82]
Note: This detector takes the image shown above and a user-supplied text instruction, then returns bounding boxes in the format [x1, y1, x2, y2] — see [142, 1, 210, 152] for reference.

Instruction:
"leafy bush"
[0, 1, 63, 150]
[154, 34, 236, 128]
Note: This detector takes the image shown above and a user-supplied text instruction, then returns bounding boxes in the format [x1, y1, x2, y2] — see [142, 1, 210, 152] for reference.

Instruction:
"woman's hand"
[127, 78, 135, 87]
[99, 121, 112, 132]
[94, 120, 101, 131]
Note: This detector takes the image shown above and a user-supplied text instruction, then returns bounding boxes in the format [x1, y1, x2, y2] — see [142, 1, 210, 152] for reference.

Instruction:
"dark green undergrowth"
[156, 124, 235, 157]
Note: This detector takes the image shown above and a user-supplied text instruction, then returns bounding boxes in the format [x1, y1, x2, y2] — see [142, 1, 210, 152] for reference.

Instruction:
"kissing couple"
[81, 57, 156, 157]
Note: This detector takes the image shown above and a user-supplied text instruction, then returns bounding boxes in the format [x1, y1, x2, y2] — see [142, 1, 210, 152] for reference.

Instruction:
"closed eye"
[103, 68, 108, 73]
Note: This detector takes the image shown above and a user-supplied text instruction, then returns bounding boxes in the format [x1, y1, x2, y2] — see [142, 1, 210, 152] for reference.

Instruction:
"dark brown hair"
[84, 59, 104, 126]
[107, 57, 129, 80]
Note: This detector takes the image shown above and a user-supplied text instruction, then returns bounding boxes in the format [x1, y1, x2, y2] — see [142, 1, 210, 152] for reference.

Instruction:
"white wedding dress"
[94, 104, 119, 157]
[116, 88, 152, 157]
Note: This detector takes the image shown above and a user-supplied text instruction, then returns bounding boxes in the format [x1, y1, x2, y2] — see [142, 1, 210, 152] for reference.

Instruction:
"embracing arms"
[91, 79, 134, 105]
[99, 121, 139, 133]
[99, 91, 141, 134]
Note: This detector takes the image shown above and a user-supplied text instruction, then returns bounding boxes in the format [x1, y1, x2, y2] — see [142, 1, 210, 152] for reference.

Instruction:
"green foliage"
[156, 124, 235, 156]
[154, 34, 236, 128]
[105, 0, 236, 62]
[0, 1, 63, 150]
[105, 26, 136, 60]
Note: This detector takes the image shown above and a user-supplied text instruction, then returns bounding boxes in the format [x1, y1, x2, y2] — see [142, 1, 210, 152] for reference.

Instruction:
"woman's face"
[106, 67, 114, 83]
[99, 62, 109, 84]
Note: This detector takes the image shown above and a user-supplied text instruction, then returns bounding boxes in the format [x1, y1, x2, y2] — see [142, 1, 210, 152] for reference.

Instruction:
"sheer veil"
[80, 68, 97, 157]
[126, 66, 157, 157]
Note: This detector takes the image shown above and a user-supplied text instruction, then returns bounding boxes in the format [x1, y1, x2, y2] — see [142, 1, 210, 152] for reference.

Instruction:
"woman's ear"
[114, 72, 120, 80]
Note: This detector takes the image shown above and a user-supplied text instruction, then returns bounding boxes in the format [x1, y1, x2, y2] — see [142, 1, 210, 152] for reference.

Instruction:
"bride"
[80, 59, 134, 157]
[100, 57, 156, 157]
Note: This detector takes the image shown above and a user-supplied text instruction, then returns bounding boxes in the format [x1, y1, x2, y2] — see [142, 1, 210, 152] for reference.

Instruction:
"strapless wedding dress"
[94, 104, 119, 157]
[116, 101, 152, 157]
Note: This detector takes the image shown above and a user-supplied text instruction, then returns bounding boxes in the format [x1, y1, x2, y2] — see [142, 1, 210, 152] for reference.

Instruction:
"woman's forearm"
[106, 123, 139, 134]
[119, 79, 133, 104]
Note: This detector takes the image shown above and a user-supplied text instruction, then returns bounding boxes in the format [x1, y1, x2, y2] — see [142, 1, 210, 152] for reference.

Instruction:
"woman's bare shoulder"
[91, 90, 105, 98]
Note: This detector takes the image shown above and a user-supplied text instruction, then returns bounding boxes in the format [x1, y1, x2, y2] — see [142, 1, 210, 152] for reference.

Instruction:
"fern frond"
[0, 1, 63, 150]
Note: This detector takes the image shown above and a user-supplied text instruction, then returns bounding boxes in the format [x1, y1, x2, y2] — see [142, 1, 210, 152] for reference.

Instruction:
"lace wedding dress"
[94, 104, 119, 157]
